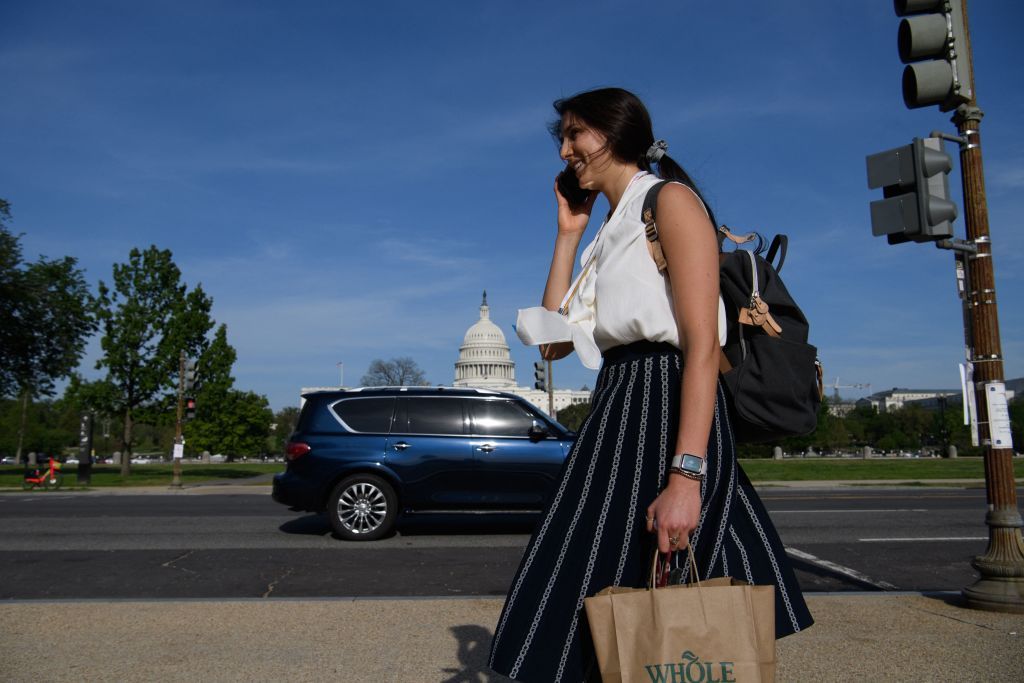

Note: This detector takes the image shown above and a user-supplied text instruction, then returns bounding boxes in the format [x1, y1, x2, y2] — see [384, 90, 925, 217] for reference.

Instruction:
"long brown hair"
[550, 87, 717, 227]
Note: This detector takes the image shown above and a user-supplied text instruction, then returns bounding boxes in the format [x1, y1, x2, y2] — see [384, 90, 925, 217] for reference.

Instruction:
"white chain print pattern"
[657, 355, 669, 490]
[554, 359, 639, 681]
[509, 362, 630, 678]
[730, 525, 755, 584]
[490, 364, 617, 654]
[679, 382, 735, 583]
[613, 356, 653, 585]
[736, 484, 801, 632]
[702, 385, 737, 577]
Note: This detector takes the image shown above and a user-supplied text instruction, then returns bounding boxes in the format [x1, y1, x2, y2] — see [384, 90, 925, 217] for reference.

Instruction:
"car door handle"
[477, 443, 495, 453]
[393, 442, 411, 451]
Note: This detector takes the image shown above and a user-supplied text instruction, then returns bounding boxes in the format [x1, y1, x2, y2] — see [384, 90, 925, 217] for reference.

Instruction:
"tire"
[21, 478, 34, 490]
[45, 472, 63, 490]
[326, 474, 398, 541]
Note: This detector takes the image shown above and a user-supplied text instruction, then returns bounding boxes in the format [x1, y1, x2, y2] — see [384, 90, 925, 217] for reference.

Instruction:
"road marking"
[764, 494, 984, 501]
[772, 509, 928, 513]
[785, 547, 899, 590]
[858, 536, 987, 542]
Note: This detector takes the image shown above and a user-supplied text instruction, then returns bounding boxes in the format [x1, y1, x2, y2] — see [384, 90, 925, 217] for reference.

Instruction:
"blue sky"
[2, 1, 1021, 411]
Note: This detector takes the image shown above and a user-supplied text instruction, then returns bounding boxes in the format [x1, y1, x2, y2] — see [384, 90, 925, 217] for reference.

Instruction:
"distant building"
[299, 292, 592, 417]
[854, 385, 1016, 413]
[454, 292, 591, 417]
[857, 388, 961, 413]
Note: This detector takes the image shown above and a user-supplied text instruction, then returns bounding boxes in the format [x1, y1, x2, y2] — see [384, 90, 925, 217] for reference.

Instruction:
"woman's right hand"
[553, 178, 597, 237]
[540, 342, 574, 361]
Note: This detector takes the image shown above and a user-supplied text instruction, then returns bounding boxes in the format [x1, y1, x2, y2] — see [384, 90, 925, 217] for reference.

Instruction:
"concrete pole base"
[962, 525, 1024, 613]
[962, 578, 1024, 614]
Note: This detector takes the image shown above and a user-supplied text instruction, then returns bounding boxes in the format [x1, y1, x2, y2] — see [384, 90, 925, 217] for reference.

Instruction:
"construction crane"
[829, 378, 871, 403]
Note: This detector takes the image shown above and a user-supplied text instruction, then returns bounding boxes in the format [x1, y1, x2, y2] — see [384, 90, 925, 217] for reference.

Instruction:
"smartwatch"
[670, 453, 706, 480]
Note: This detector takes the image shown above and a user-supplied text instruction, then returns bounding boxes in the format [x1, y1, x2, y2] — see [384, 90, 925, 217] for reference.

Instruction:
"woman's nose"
[560, 138, 571, 161]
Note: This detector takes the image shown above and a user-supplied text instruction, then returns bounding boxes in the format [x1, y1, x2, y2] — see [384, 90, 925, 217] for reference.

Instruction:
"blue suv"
[272, 387, 576, 540]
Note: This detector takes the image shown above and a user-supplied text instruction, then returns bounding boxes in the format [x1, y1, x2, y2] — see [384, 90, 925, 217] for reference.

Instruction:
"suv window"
[331, 397, 396, 433]
[398, 397, 466, 436]
[470, 399, 537, 438]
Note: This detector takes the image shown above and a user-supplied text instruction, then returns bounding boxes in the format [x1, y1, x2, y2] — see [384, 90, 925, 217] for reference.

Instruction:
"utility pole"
[949, 3, 1023, 613]
[870, 0, 1022, 612]
[171, 351, 185, 488]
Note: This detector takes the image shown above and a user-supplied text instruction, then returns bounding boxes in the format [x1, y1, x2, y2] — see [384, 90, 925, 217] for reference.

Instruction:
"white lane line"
[858, 536, 987, 542]
[772, 509, 929, 513]
[785, 547, 899, 590]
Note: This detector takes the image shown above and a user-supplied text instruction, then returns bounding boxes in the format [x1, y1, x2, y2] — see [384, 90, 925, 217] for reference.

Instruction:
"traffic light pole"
[547, 359, 554, 418]
[171, 350, 185, 489]
[954, 102, 1024, 612]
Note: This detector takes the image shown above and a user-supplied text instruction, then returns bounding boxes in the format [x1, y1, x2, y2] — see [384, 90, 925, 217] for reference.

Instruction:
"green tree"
[96, 246, 213, 474]
[269, 405, 301, 454]
[361, 357, 428, 386]
[1, 203, 98, 462]
[195, 324, 235, 395]
[555, 402, 590, 432]
[182, 324, 273, 458]
[186, 389, 273, 458]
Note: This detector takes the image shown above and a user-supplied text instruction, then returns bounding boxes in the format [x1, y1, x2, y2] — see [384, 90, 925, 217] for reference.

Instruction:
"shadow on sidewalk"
[440, 625, 513, 683]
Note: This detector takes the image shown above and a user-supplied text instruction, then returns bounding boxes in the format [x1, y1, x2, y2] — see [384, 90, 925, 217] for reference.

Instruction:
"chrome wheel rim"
[336, 482, 388, 534]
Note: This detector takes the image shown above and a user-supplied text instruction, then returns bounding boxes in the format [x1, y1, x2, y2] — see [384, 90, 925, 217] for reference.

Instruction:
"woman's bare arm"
[540, 181, 597, 360]
[644, 182, 720, 553]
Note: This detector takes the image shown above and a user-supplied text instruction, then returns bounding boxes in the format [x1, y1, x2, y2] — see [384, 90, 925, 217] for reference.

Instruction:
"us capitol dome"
[454, 292, 517, 388]
[454, 291, 590, 417]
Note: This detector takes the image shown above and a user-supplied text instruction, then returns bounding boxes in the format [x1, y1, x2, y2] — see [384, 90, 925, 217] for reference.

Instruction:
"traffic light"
[185, 397, 197, 421]
[895, 0, 973, 110]
[866, 137, 957, 244]
[184, 359, 197, 392]
[533, 361, 547, 391]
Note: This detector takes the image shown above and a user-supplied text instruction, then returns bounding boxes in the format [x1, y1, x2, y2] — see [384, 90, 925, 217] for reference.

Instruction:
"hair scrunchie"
[645, 139, 668, 164]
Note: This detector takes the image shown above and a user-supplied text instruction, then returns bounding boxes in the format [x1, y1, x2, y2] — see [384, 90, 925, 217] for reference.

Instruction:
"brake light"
[285, 442, 311, 460]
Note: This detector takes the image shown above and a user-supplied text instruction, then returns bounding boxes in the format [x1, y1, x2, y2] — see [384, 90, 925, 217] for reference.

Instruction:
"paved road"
[1, 486, 1015, 599]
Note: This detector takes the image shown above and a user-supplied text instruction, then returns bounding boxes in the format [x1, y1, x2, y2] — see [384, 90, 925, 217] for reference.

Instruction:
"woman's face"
[559, 114, 612, 190]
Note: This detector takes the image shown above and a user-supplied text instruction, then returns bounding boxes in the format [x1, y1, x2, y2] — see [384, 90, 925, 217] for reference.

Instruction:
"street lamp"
[336, 362, 344, 388]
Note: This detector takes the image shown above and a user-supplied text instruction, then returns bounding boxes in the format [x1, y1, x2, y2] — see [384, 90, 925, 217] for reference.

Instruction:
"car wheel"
[327, 474, 397, 541]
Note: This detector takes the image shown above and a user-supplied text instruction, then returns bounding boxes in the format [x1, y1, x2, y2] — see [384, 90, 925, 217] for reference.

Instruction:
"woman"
[488, 88, 813, 682]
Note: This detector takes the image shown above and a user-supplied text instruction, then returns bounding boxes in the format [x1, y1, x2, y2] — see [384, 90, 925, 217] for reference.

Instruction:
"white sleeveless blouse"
[516, 172, 726, 369]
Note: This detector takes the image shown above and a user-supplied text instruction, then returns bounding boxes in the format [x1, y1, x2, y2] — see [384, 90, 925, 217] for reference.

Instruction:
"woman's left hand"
[646, 476, 702, 554]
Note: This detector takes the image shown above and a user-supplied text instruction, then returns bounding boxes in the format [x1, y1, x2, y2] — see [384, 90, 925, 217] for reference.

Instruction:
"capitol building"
[455, 292, 591, 417]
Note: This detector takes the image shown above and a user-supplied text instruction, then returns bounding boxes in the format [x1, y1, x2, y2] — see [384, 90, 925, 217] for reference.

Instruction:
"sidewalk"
[2, 593, 1021, 681]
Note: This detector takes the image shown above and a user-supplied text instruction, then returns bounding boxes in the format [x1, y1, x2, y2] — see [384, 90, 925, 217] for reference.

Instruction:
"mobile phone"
[557, 165, 591, 210]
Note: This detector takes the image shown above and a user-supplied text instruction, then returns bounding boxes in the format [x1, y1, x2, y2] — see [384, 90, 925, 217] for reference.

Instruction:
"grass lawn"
[2, 457, 1021, 489]
[739, 456, 1024, 481]
[0, 462, 282, 489]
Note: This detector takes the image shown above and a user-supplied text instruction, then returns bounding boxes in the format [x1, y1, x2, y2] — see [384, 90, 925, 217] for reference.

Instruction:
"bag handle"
[648, 544, 702, 590]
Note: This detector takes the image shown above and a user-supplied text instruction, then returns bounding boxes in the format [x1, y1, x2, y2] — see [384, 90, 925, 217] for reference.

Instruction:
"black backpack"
[642, 181, 823, 443]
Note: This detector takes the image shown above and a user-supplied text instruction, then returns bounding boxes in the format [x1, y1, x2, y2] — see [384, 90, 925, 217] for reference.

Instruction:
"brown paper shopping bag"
[584, 549, 775, 683]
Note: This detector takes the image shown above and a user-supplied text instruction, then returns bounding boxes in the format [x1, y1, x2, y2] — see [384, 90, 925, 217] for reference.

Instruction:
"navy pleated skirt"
[488, 341, 813, 682]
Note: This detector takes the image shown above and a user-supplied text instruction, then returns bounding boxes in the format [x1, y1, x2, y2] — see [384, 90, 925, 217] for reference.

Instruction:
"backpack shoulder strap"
[642, 181, 671, 272]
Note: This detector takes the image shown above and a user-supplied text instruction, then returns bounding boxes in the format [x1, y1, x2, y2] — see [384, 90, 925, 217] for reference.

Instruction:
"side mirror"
[528, 423, 549, 442]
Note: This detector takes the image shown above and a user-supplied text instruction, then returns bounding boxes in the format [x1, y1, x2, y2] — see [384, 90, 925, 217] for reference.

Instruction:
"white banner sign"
[984, 382, 1014, 450]
[960, 363, 979, 447]
[172, 443, 184, 460]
